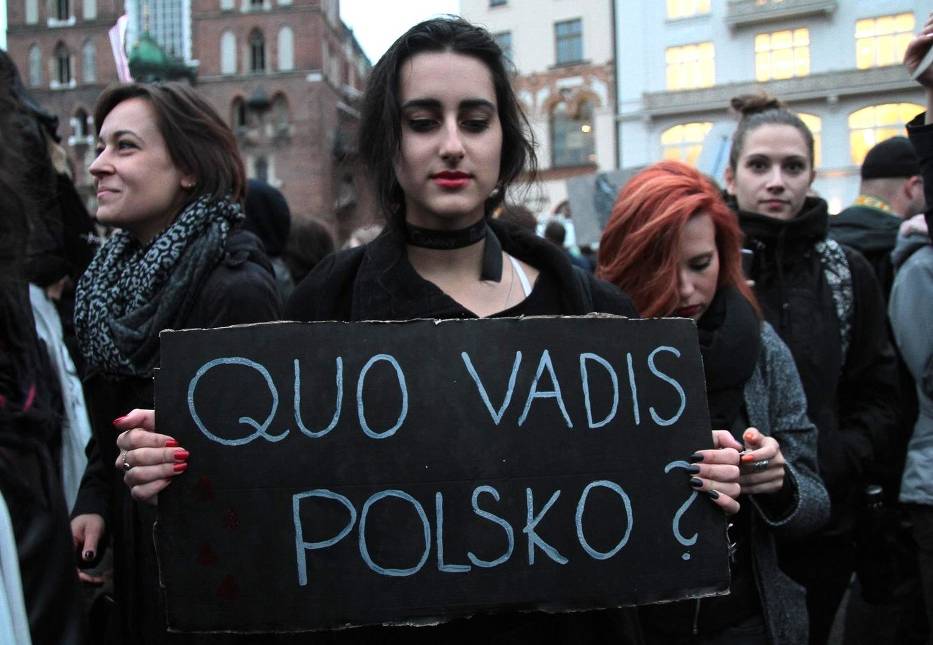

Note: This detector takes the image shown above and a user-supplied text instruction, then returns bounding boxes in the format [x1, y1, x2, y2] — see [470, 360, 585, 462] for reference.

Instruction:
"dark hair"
[358, 16, 537, 226]
[94, 82, 246, 202]
[494, 202, 537, 233]
[544, 219, 566, 246]
[728, 93, 814, 171]
[284, 218, 335, 284]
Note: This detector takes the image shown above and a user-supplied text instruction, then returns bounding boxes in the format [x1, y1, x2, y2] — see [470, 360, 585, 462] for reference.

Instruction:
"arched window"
[796, 113, 822, 168]
[255, 156, 269, 182]
[272, 93, 289, 132]
[249, 29, 265, 73]
[25, 0, 38, 24]
[849, 103, 924, 165]
[82, 40, 96, 83]
[28, 45, 42, 87]
[231, 97, 248, 129]
[73, 108, 90, 138]
[82, 0, 96, 20]
[277, 26, 294, 71]
[220, 0, 234, 9]
[660, 122, 713, 166]
[54, 42, 72, 85]
[220, 31, 237, 74]
[550, 99, 596, 168]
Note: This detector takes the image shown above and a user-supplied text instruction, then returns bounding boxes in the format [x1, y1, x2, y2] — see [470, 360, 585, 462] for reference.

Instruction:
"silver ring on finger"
[121, 450, 132, 472]
[752, 459, 769, 473]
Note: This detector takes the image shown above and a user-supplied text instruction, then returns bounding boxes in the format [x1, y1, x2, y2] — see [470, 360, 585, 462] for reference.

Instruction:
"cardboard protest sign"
[154, 316, 729, 634]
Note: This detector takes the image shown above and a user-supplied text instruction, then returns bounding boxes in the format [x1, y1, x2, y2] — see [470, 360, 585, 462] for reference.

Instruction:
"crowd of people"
[1, 11, 932, 645]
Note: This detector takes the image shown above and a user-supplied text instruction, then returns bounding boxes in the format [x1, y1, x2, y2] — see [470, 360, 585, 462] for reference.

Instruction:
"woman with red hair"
[599, 160, 828, 645]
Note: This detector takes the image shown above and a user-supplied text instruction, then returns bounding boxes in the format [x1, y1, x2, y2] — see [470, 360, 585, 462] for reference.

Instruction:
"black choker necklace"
[404, 219, 487, 250]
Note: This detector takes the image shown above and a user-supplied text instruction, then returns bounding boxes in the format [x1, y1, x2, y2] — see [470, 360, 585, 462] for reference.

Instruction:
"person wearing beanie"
[831, 136, 925, 299]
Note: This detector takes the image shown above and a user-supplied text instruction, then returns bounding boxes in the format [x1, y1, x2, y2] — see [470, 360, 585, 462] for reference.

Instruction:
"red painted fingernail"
[173, 462, 188, 473]
[112, 416, 126, 426]
[740, 454, 755, 463]
[174, 449, 190, 462]
[165, 439, 179, 447]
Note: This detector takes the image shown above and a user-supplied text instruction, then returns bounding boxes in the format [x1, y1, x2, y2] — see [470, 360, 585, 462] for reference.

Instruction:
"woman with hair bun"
[598, 160, 828, 644]
[724, 93, 899, 644]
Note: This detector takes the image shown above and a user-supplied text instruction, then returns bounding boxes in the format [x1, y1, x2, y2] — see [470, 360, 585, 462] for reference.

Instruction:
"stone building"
[4, 0, 372, 242]
[616, 0, 931, 212]
[460, 0, 616, 218]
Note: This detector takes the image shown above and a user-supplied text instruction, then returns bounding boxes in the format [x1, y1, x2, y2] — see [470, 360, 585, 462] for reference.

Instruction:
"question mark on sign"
[664, 460, 698, 561]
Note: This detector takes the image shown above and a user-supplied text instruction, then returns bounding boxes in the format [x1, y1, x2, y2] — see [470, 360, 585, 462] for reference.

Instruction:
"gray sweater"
[742, 322, 830, 645]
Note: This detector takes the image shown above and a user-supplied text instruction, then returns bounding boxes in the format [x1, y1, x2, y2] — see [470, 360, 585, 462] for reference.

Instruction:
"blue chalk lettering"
[358, 490, 430, 577]
[293, 358, 343, 438]
[356, 354, 409, 439]
[626, 352, 641, 426]
[292, 489, 357, 587]
[665, 461, 699, 548]
[187, 357, 288, 446]
[575, 481, 633, 560]
[579, 353, 619, 429]
[518, 350, 573, 428]
[467, 485, 514, 568]
[435, 492, 471, 573]
[461, 351, 522, 425]
[647, 346, 686, 427]
[524, 487, 568, 565]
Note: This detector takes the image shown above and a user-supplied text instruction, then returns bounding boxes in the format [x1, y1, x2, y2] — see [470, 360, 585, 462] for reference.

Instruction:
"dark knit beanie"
[861, 136, 921, 179]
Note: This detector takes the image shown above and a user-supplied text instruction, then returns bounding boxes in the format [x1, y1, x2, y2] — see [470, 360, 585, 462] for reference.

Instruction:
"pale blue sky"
[341, 0, 460, 64]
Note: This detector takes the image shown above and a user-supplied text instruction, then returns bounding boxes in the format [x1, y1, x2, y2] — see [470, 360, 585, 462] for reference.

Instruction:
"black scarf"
[74, 195, 243, 378]
[696, 286, 761, 430]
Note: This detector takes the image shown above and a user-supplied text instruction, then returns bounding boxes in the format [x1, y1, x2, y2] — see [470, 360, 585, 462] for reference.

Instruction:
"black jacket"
[284, 219, 641, 644]
[72, 228, 281, 645]
[830, 204, 902, 302]
[736, 197, 899, 536]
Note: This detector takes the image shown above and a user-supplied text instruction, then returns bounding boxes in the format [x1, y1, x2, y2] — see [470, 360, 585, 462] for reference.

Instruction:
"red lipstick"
[432, 171, 471, 189]
[674, 305, 702, 318]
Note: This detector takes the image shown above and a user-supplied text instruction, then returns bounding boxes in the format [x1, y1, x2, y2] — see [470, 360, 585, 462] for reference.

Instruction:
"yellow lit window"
[665, 42, 715, 90]
[848, 103, 923, 165]
[755, 28, 810, 81]
[855, 13, 915, 69]
[661, 122, 713, 166]
[666, 0, 710, 19]
[797, 113, 822, 168]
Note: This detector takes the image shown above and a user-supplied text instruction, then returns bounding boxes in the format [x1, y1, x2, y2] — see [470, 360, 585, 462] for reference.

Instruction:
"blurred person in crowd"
[68, 82, 280, 643]
[544, 219, 590, 271]
[493, 202, 537, 234]
[244, 178, 295, 301]
[114, 17, 746, 641]
[724, 92, 899, 645]
[599, 160, 828, 644]
[0, 53, 86, 645]
[283, 217, 335, 285]
[831, 136, 925, 298]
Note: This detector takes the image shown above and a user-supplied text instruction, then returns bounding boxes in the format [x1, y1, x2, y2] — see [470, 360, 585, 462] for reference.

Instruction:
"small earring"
[182, 181, 194, 189]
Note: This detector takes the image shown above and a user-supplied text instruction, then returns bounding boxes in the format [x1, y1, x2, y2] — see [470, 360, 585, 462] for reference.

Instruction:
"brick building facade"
[4, 0, 373, 243]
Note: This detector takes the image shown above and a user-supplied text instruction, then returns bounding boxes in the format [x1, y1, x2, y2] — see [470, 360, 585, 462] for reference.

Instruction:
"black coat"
[830, 204, 902, 302]
[72, 228, 281, 645]
[284, 220, 641, 644]
[736, 197, 899, 536]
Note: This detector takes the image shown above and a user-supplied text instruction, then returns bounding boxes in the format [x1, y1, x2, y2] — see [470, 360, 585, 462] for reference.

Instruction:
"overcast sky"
[340, 0, 460, 64]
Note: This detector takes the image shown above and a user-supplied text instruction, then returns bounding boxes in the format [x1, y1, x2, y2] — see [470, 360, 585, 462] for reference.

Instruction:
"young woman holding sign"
[115, 17, 744, 641]
[70, 82, 280, 642]
[597, 160, 829, 644]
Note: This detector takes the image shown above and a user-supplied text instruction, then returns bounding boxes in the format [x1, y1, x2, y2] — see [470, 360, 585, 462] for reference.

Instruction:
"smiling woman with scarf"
[68, 82, 280, 643]
[598, 160, 829, 645]
[723, 94, 899, 645]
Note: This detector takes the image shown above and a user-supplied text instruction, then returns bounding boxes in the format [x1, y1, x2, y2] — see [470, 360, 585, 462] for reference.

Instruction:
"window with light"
[848, 103, 924, 165]
[855, 13, 915, 69]
[796, 113, 822, 168]
[665, 42, 714, 90]
[755, 28, 809, 81]
[551, 100, 596, 168]
[661, 122, 712, 166]
[666, 0, 710, 20]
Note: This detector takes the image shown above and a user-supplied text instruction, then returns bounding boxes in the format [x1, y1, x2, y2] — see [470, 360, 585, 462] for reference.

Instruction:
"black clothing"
[735, 195, 900, 644]
[285, 219, 639, 643]
[830, 205, 902, 301]
[72, 228, 281, 644]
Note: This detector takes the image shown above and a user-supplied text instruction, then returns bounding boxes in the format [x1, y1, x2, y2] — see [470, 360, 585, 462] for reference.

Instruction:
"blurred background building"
[3, 0, 372, 243]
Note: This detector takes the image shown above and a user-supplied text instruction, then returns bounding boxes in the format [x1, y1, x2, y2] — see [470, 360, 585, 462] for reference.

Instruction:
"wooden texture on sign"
[154, 316, 729, 633]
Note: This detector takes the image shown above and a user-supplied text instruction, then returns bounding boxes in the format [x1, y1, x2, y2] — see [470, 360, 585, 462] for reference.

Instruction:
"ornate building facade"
[4, 0, 372, 242]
